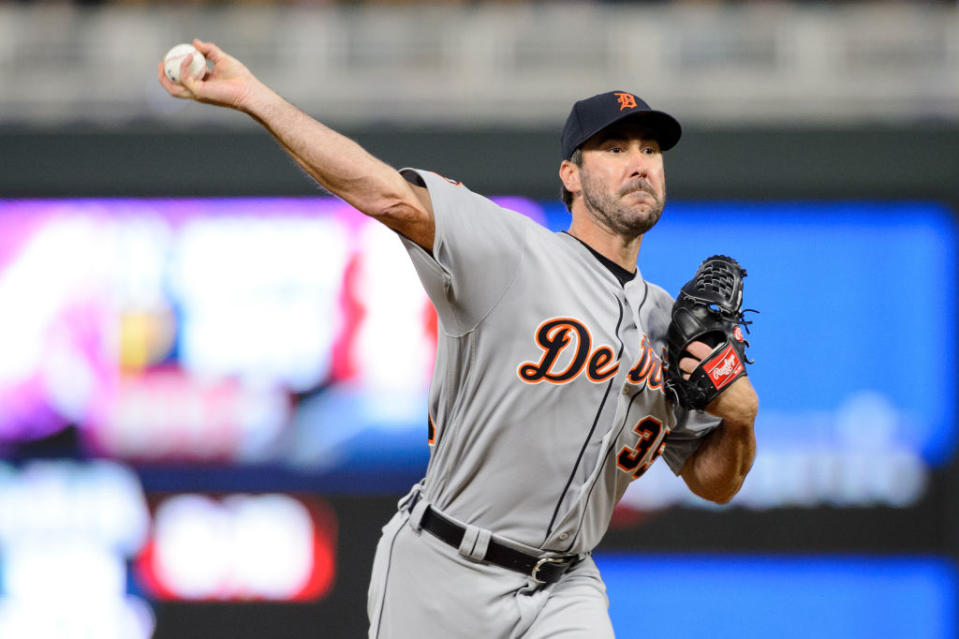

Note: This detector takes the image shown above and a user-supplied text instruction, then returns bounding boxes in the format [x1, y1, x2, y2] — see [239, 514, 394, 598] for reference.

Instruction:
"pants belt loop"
[397, 481, 424, 512]
[458, 524, 491, 562]
[408, 496, 428, 532]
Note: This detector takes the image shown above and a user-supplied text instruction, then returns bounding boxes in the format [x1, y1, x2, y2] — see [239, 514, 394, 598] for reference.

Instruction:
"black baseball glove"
[665, 255, 755, 410]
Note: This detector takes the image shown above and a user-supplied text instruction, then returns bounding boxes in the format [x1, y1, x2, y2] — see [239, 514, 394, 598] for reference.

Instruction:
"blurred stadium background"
[1, 1, 958, 638]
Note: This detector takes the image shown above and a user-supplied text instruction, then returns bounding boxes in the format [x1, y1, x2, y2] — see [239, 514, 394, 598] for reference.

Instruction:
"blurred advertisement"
[0, 459, 341, 638]
[135, 493, 336, 602]
[0, 198, 953, 513]
[0, 460, 154, 639]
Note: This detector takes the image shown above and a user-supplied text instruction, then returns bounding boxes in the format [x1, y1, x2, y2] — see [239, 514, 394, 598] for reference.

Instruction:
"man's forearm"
[680, 415, 756, 504]
[241, 84, 413, 218]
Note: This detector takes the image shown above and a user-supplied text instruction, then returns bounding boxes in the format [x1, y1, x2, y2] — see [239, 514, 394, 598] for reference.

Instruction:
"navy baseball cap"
[561, 91, 682, 160]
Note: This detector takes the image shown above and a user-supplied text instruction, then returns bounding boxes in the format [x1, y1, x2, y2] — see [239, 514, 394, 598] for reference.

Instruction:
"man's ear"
[559, 160, 581, 196]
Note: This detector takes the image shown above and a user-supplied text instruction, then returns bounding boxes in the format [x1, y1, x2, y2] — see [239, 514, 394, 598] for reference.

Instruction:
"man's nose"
[626, 148, 650, 177]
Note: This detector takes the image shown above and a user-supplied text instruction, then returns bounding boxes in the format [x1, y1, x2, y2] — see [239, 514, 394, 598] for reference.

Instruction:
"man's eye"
[607, 146, 623, 153]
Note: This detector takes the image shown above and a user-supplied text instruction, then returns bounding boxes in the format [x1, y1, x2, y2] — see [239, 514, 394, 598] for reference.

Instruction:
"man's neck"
[566, 218, 642, 273]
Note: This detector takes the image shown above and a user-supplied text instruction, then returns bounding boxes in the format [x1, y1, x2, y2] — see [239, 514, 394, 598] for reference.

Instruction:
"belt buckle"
[531, 556, 565, 584]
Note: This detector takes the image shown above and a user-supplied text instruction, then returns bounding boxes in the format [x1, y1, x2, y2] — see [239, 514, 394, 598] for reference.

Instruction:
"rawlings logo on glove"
[664, 255, 756, 410]
[703, 345, 744, 388]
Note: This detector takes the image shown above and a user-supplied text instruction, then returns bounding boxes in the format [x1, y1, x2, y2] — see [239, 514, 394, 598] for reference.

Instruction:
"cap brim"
[576, 109, 682, 154]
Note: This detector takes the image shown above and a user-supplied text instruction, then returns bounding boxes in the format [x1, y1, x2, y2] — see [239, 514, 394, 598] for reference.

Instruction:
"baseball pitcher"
[158, 40, 758, 638]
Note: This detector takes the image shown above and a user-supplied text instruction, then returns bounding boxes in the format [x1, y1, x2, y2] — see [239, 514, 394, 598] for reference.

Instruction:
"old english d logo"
[704, 345, 744, 390]
[614, 92, 638, 111]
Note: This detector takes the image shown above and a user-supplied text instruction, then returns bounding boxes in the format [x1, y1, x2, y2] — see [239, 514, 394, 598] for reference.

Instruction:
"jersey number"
[616, 416, 666, 479]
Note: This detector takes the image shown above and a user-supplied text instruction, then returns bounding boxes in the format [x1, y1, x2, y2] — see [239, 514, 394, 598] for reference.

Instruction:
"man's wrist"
[237, 79, 278, 117]
[705, 377, 758, 425]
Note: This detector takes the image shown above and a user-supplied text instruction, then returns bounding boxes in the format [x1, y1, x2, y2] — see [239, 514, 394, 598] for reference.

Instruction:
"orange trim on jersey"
[616, 415, 666, 479]
[628, 349, 653, 382]
[645, 356, 665, 390]
[626, 333, 665, 391]
[426, 170, 463, 186]
[586, 345, 620, 382]
[517, 317, 592, 384]
[427, 414, 436, 446]
[517, 317, 623, 385]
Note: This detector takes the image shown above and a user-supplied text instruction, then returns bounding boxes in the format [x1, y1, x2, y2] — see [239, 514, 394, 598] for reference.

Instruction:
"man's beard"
[580, 170, 665, 237]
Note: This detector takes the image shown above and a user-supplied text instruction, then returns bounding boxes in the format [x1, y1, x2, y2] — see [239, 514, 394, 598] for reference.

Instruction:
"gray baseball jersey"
[367, 169, 719, 638]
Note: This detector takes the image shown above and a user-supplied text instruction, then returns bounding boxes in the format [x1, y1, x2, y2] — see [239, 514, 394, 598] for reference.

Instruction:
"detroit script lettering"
[517, 317, 664, 389]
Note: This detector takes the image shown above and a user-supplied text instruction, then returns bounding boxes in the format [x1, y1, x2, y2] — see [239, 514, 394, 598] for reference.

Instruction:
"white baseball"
[164, 44, 207, 85]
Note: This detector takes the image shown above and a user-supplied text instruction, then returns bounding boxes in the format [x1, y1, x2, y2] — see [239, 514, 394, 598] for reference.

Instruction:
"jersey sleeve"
[396, 168, 530, 335]
[662, 408, 721, 475]
[641, 281, 722, 475]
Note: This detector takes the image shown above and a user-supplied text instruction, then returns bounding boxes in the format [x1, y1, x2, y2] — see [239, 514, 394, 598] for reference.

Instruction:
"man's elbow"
[688, 476, 745, 505]
[365, 194, 435, 252]
[706, 488, 738, 505]
[374, 197, 423, 223]
[366, 177, 432, 223]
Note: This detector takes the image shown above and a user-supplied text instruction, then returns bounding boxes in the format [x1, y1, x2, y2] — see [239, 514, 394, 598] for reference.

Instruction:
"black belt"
[418, 504, 579, 584]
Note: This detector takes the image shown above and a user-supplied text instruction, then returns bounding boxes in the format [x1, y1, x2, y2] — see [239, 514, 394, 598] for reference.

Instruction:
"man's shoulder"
[643, 280, 675, 308]
[639, 281, 674, 346]
[400, 168, 469, 194]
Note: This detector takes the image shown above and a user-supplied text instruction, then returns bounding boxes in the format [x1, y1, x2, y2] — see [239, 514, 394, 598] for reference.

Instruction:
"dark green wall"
[3, 124, 958, 202]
